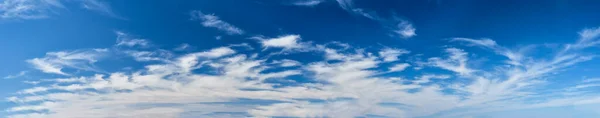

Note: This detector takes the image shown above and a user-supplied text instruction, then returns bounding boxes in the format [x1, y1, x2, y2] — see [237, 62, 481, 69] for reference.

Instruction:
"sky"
[1, 0, 600, 118]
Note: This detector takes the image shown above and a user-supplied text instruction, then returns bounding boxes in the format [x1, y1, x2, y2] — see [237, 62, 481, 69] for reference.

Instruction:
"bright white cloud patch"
[191, 10, 244, 35]
[255, 35, 313, 53]
[395, 20, 416, 38]
[7, 27, 600, 118]
[389, 63, 410, 72]
[379, 48, 410, 62]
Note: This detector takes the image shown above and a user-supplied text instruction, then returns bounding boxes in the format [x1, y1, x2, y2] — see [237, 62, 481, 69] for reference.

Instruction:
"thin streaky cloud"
[191, 10, 245, 35]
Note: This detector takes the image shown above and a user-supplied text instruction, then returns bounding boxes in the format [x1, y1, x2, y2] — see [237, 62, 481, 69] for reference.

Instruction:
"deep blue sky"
[2, 0, 600, 118]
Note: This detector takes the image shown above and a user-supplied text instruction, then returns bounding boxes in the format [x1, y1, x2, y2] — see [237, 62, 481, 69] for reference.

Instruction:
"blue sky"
[1, 0, 600, 117]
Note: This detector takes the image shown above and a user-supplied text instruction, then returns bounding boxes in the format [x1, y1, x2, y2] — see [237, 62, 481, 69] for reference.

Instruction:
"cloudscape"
[1, 0, 600, 118]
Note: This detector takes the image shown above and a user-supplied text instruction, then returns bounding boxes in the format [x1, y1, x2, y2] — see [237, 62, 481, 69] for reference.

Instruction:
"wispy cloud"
[388, 63, 410, 72]
[394, 20, 416, 38]
[379, 48, 410, 62]
[334, 0, 417, 39]
[115, 31, 150, 47]
[253, 34, 314, 54]
[0, 0, 58, 20]
[26, 49, 108, 76]
[3, 71, 27, 79]
[191, 10, 244, 35]
[290, 0, 325, 7]
[7, 27, 600, 118]
[0, 0, 119, 20]
[80, 0, 123, 19]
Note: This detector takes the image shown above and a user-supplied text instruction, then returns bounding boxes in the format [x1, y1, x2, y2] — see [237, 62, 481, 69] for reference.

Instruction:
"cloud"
[258, 35, 303, 49]
[4, 71, 27, 79]
[379, 48, 410, 62]
[569, 27, 600, 49]
[0, 0, 58, 20]
[394, 20, 416, 38]
[412, 74, 450, 84]
[426, 48, 475, 75]
[191, 10, 244, 35]
[115, 31, 150, 47]
[388, 63, 410, 72]
[7, 27, 600, 118]
[0, 0, 119, 20]
[123, 50, 173, 62]
[174, 43, 191, 51]
[334, 0, 417, 38]
[80, 0, 123, 19]
[583, 78, 600, 83]
[26, 49, 108, 76]
[254, 34, 313, 54]
[272, 59, 301, 67]
[290, 0, 325, 7]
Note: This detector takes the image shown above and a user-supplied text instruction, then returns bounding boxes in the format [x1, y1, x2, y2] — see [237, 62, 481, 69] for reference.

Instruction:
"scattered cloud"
[174, 43, 191, 51]
[123, 50, 173, 62]
[26, 49, 107, 76]
[290, 0, 325, 7]
[426, 48, 475, 75]
[0, 0, 119, 20]
[272, 59, 301, 67]
[4, 71, 27, 79]
[80, 0, 123, 19]
[0, 0, 59, 20]
[379, 48, 410, 62]
[569, 27, 600, 49]
[412, 74, 450, 84]
[115, 31, 150, 47]
[334, 0, 417, 38]
[388, 63, 410, 72]
[258, 35, 303, 49]
[253, 34, 313, 54]
[394, 20, 416, 38]
[191, 10, 244, 35]
[6, 7, 600, 118]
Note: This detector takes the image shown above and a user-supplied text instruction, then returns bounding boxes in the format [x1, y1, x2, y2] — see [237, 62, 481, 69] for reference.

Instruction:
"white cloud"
[583, 78, 600, 83]
[4, 71, 27, 79]
[123, 50, 172, 62]
[389, 63, 410, 72]
[379, 48, 410, 62]
[0, 0, 118, 20]
[26, 49, 107, 76]
[174, 43, 191, 51]
[427, 48, 474, 75]
[395, 20, 416, 38]
[176, 47, 236, 72]
[255, 35, 313, 54]
[272, 59, 301, 67]
[291, 0, 325, 7]
[412, 74, 450, 84]
[115, 31, 150, 47]
[258, 35, 303, 49]
[0, 0, 57, 20]
[452, 38, 498, 48]
[191, 10, 244, 35]
[569, 27, 600, 49]
[334, 0, 417, 39]
[80, 0, 122, 19]
[8, 27, 600, 118]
